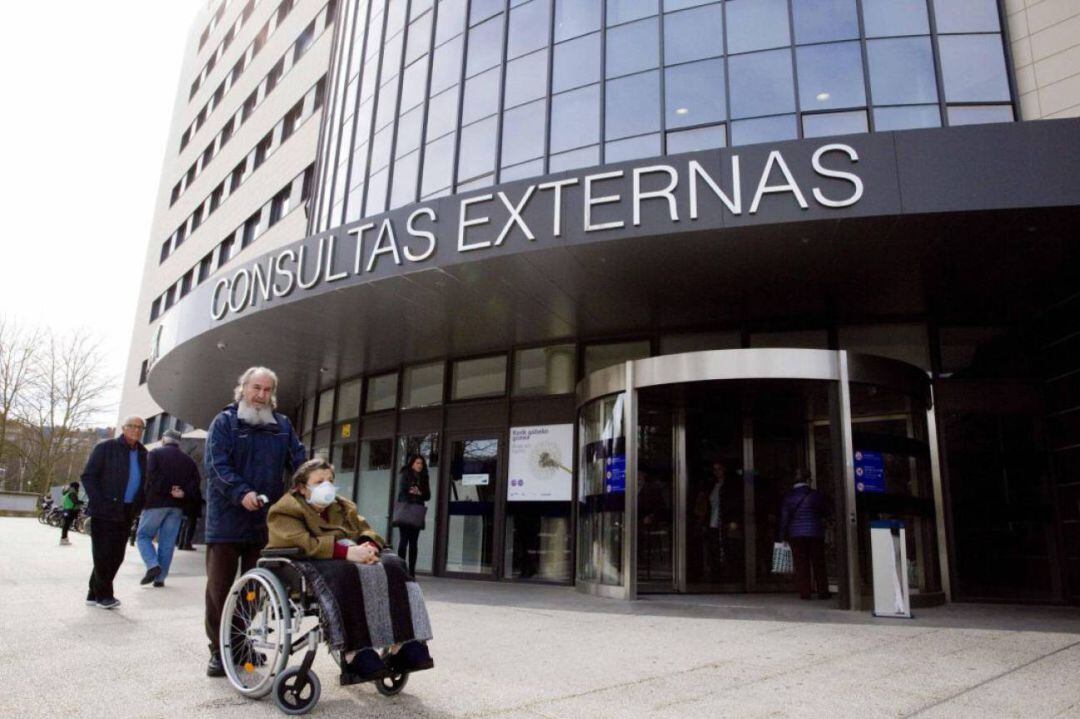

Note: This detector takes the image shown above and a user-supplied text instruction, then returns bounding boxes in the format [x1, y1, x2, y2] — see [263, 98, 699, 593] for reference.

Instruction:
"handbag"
[392, 500, 427, 529]
[771, 542, 794, 574]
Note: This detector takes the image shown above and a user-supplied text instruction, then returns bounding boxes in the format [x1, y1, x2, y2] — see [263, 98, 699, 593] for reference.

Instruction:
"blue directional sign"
[854, 450, 885, 493]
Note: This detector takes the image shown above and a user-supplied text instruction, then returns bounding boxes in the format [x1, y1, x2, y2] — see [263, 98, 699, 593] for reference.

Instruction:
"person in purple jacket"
[778, 469, 832, 600]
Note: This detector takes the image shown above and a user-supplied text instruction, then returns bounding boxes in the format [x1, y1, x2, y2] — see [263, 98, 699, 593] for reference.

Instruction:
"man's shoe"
[85, 593, 97, 606]
[153, 581, 165, 588]
[59, 537, 71, 546]
[96, 597, 121, 610]
[140, 565, 162, 586]
[207, 652, 226, 678]
[387, 642, 434, 673]
[340, 649, 387, 685]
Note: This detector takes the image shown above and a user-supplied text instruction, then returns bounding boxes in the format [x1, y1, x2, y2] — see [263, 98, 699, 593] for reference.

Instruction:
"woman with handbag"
[393, 455, 431, 577]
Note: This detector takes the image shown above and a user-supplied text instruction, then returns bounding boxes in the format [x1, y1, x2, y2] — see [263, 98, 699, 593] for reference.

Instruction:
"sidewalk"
[3, 516, 1079, 718]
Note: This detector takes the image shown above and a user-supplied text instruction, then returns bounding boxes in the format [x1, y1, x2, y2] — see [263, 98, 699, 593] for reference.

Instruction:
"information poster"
[508, 424, 574, 501]
[854, 450, 885, 493]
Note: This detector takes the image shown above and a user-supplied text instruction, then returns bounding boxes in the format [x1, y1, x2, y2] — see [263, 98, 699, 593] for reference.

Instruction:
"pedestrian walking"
[136, 429, 200, 587]
[80, 416, 147, 609]
[393, 455, 431, 578]
[778, 469, 832, 601]
[203, 366, 305, 677]
[59, 482, 82, 545]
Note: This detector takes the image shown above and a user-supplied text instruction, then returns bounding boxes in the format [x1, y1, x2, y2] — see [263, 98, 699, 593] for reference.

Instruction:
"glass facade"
[312, 0, 1015, 232]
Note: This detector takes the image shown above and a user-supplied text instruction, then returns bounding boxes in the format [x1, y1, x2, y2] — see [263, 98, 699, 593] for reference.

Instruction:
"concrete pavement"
[3, 517, 1080, 718]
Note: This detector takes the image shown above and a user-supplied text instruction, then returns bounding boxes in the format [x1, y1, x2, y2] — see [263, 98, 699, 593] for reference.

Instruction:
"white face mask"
[306, 481, 337, 507]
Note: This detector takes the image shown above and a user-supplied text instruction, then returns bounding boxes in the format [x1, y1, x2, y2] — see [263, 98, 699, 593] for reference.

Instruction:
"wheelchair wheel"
[273, 666, 321, 715]
[375, 671, 409, 696]
[220, 567, 292, 698]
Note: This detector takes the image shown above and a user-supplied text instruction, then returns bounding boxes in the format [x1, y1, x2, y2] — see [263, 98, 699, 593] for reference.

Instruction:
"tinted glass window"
[551, 84, 600, 152]
[426, 86, 460, 140]
[730, 114, 797, 146]
[421, 132, 456, 194]
[390, 150, 420, 208]
[549, 144, 599, 171]
[458, 115, 498, 181]
[406, 13, 433, 64]
[726, 0, 790, 55]
[505, 49, 549, 108]
[471, 0, 504, 25]
[802, 109, 868, 138]
[370, 125, 393, 171]
[555, 0, 601, 41]
[873, 105, 941, 131]
[606, 133, 661, 162]
[396, 104, 425, 156]
[867, 37, 938, 105]
[366, 167, 388, 215]
[792, 0, 858, 44]
[467, 14, 505, 77]
[452, 355, 507, 400]
[947, 104, 1014, 126]
[365, 373, 398, 413]
[509, 0, 551, 59]
[663, 4, 724, 65]
[666, 124, 726, 153]
[402, 362, 444, 408]
[796, 41, 866, 111]
[934, 0, 1000, 33]
[663, 0, 713, 10]
[500, 158, 545, 182]
[435, 0, 467, 45]
[862, 0, 929, 37]
[607, 0, 658, 25]
[462, 65, 501, 124]
[938, 35, 1011, 103]
[400, 60, 429, 112]
[665, 58, 725, 128]
[728, 49, 795, 119]
[501, 98, 547, 166]
[430, 34, 463, 94]
[553, 32, 601, 92]
[605, 70, 661, 140]
[606, 17, 659, 78]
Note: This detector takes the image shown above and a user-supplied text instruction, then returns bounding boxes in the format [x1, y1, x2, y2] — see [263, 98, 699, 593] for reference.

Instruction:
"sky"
[0, 1, 207, 425]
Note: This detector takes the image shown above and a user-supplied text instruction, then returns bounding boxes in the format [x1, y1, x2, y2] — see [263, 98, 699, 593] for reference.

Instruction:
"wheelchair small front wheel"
[375, 671, 409, 696]
[273, 666, 321, 715]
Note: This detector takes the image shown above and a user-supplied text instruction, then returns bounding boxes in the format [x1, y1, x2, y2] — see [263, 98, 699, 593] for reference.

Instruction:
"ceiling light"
[816, 92, 830, 102]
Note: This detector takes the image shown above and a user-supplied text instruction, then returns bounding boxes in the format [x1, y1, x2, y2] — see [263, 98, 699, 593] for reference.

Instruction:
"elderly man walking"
[80, 416, 147, 609]
[204, 366, 305, 677]
[136, 429, 200, 588]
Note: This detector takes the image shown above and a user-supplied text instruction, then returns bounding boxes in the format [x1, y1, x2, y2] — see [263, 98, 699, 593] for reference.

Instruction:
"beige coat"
[266, 490, 385, 559]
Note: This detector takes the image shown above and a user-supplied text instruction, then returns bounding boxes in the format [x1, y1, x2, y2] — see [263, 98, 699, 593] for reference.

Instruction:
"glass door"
[442, 434, 501, 576]
[637, 389, 677, 592]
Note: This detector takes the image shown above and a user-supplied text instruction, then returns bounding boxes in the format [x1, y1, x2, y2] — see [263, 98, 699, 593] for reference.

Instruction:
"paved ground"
[4, 517, 1080, 719]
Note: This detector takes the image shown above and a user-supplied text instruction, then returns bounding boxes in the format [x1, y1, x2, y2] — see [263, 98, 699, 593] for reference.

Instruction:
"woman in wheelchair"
[266, 458, 434, 685]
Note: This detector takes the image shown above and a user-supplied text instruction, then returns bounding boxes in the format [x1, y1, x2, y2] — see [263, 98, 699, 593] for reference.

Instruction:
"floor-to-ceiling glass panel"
[357, 438, 395, 538]
[396, 432, 440, 573]
[445, 435, 499, 574]
[578, 393, 626, 586]
[637, 389, 676, 590]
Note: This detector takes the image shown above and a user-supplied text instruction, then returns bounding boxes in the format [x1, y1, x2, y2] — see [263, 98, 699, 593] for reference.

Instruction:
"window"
[726, 0, 789, 55]
[452, 355, 507, 399]
[335, 379, 362, 421]
[873, 105, 940, 131]
[867, 37, 939, 105]
[666, 123, 726, 153]
[242, 91, 258, 122]
[607, 0, 658, 25]
[231, 160, 247, 191]
[508, 0, 550, 59]
[605, 70, 661, 141]
[159, 239, 172, 264]
[551, 84, 600, 153]
[947, 105, 1013, 126]
[553, 32, 600, 93]
[934, 0, 1000, 33]
[139, 360, 149, 386]
[430, 35, 464, 95]
[190, 205, 204, 232]
[402, 362, 444, 408]
[174, 222, 187, 248]
[466, 14, 504, 77]
[584, 341, 650, 375]
[218, 235, 235, 267]
[401, 59, 430, 112]
[421, 132, 456, 196]
[209, 183, 224, 213]
[862, 0, 929, 37]
[555, 0, 601, 42]
[730, 114, 797, 145]
[407, 13, 433, 65]
[938, 35, 1011, 103]
[665, 58, 725, 128]
[501, 99, 547, 167]
[241, 211, 262, 248]
[606, 17, 658, 78]
[179, 129, 191, 151]
[435, 0, 468, 45]
[426, 87, 460, 141]
[201, 143, 214, 169]
[232, 58, 245, 85]
[198, 252, 213, 283]
[170, 183, 181, 206]
[269, 186, 290, 226]
[316, 387, 335, 426]
[221, 118, 234, 146]
[294, 20, 316, 62]
[457, 115, 498, 182]
[505, 49, 548, 108]
[462, 66, 501, 124]
[792, 0, 858, 45]
[266, 59, 285, 95]
[549, 144, 599, 172]
[606, 133, 660, 161]
[663, 4, 723, 65]
[277, 0, 295, 26]
[796, 42, 866, 111]
[728, 49, 796, 119]
[149, 298, 161, 322]
[514, 344, 576, 395]
[281, 100, 304, 141]
[802, 109, 868, 138]
[366, 372, 399, 412]
[253, 132, 273, 170]
[180, 270, 194, 298]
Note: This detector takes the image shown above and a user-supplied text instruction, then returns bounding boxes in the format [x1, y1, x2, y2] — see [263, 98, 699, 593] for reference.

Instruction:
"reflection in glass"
[605, 70, 661, 141]
[861, 0, 929, 37]
[606, 17, 659, 79]
[728, 49, 796, 119]
[445, 436, 500, 574]
[508, 0, 551, 59]
[402, 362, 445, 408]
[873, 105, 941, 131]
[666, 59, 725, 128]
[366, 167, 388, 216]
[666, 124, 727, 154]
[505, 49, 549, 108]
[606, 133, 661, 162]
[796, 41, 866, 111]
[726, 0, 790, 55]
[578, 393, 626, 586]
[452, 355, 508, 400]
[358, 439, 394, 538]
[396, 433, 440, 573]
[867, 37, 938, 105]
[317, 388, 335, 426]
[406, 13, 432, 64]
[500, 158, 545, 182]
[550, 144, 600, 172]
[466, 14, 504, 77]
[425, 86, 460, 141]
[396, 104, 424, 156]
[390, 150, 419, 209]
[462, 66, 501, 124]
[400, 59, 429, 112]
[792, 0, 858, 44]
[366, 372, 398, 413]
[663, 4, 723, 66]
[730, 114, 797, 146]
[435, 0, 467, 45]
[938, 35, 1011, 103]
[933, 0, 1000, 33]
[584, 341, 650, 375]
[553, 32, 601, 93]
[947, 105, 1014, 126]
[555, 0, 601, 42]
[551, 84, 600, 153]
[802, 110, 868, 138]
[607, 0, 658, 25]
[430, 34, 463, 95]
[502, 99, 547, 167]
[335, 439, 358, 501]
[336, 379, 362, 420]
[458, 115, 498, 182]
[421, 132, 456, 195]
[513, 344, 576, 395]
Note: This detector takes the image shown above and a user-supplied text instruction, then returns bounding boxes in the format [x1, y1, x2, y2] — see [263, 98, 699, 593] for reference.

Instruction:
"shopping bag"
[771, 541, 793, 574]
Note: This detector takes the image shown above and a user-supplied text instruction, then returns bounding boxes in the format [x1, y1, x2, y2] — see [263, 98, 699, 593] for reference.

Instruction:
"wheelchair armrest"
[260, 547, 302, 558]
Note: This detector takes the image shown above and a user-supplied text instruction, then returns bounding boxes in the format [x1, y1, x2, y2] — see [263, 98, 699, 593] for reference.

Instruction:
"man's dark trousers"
[88, 507, 134, 601]
[789, 536, 829, 599]
[204, 543, 263, 651]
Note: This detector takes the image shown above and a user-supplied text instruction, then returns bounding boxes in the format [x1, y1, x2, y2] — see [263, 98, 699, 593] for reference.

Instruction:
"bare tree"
[0, 317, 40, 486]
[18, 329, 115, 494]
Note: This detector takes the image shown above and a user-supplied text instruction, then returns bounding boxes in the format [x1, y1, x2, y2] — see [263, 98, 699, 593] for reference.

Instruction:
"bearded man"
[203, 366, 306, 677]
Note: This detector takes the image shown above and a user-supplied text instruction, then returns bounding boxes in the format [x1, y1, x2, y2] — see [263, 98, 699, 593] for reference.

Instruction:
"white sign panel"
[462, 473, 489, 486]
[508, 424, 574, 501]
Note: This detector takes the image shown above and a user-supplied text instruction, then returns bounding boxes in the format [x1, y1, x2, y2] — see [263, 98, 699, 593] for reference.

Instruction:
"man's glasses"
[124, 424, 145, 430]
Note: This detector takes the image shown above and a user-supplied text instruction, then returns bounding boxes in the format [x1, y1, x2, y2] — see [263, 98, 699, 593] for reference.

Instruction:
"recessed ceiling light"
[816, 92, 830, 102]
[675, 107, 689, 115]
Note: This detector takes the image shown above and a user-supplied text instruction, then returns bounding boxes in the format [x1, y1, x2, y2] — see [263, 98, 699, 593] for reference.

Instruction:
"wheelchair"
[220, 548, 409, 715]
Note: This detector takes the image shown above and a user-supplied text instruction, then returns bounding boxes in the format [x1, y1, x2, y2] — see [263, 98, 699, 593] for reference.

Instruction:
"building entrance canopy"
[145, 120, 1080, 428]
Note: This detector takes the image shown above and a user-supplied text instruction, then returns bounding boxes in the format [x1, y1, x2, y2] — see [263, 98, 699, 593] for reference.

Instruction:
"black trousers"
[61, 510, 77, 540]
[88, 510, 134, 601]
[204, 542, 262, 653]
[789, 536, 829, 599]
[397, 526, 421, 576]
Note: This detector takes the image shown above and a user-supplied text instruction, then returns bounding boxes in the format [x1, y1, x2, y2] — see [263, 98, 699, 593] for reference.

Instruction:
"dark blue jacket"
[144, 443, 201, 511]
[204, 404, 306, 544]
[80, 437, 147, 522]
[779, 484, 830, 540]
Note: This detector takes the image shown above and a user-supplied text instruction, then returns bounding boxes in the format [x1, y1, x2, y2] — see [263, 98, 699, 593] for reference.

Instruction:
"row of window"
[139, 412, 193, 445]
[162, 76, 326, 265]
[175, 2, 335, 206]
[191, 0, 259, 101]
[197, 0, 234, 53]
[317, 0, 1014, 232]
[181, 0, 334, 161]
[149, 165, 314, 323]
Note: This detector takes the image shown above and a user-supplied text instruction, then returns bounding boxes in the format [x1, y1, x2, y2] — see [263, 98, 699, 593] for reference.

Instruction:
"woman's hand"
[346, 544, 381, 565]
[408, 486, 421, 496]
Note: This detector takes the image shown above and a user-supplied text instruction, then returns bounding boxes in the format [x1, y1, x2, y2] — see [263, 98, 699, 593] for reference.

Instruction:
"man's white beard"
[238, 399, 277, 426]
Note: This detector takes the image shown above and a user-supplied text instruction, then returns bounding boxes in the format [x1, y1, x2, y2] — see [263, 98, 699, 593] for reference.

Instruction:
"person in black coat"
[394, 455, 432, 577]
[135, 430, 201, 587]
[80, 416, 148, 609]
